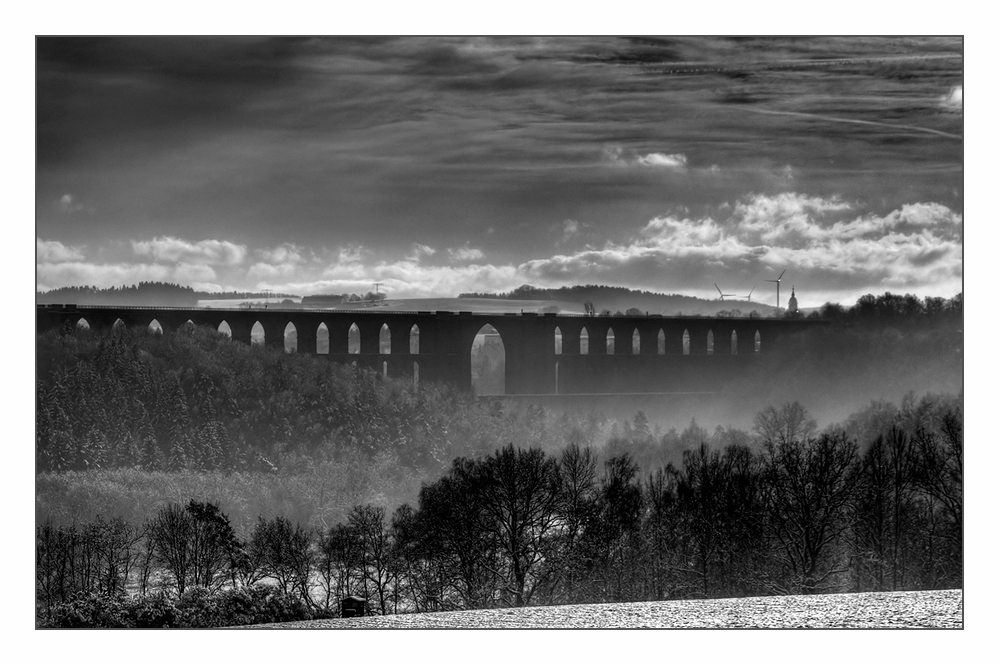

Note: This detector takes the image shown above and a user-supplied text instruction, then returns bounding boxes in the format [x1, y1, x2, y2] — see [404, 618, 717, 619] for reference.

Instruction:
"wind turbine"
[765, 269, 786, 309]
[742, 285, 757, 302]
[715, 283, 736, 300]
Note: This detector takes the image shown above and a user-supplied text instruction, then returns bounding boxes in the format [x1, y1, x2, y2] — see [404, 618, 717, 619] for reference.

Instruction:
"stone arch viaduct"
[37, 304, 826, 395]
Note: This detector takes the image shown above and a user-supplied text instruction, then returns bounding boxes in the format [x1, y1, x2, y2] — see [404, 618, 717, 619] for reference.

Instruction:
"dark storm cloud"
[36, 37, 308, 165]
[36, 37, 963, 303]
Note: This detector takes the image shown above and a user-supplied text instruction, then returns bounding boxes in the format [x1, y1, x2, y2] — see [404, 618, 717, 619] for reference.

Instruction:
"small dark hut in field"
[341, 596, 366, 618]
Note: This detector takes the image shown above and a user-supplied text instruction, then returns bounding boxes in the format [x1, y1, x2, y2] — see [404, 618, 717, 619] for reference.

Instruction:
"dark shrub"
[175, 586, 221, 627]
[172, 585, 314, 627]
[40, 585, 315, 628]
[131, 593, 178, 628]
[212, 587, 259, 626]
[241, 585, 313, 625]
[44, 592, 131, 628]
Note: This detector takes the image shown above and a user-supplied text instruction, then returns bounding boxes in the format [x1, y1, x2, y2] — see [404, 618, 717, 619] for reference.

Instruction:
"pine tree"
[162, 374, 192, 470]
[168, 432, 188, 471]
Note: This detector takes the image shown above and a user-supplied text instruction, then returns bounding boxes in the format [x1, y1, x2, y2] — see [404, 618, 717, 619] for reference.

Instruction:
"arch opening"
[148, 319, 163, 336]
[218, 321, 232, 338]
[413, 361, 420, 389]
[410, 325, 420, 354]
[284, 322, 298, 353]
[755, 330, 761, 354]
[682, 329, 690, 355]
[707, 330, 714, 355]
[76, 317, 91, 331]
[251, 321, 265, 347]
[606, 328, 615, 355]
[731, 330, 738, 355]
[471, 324, 505, 396]
[554, 326, 562, 355]
[580, 327, 589, 355]
[317, 323, 329, 354]
[657, 329, 665, 355]
[112, 318, 126, 336]
[555, 360, 559, 395]
[383, 360, 388, 378]
[632, 329, 640, 355]
[379, 324, 391, 354]
[348, 323, 360, 354]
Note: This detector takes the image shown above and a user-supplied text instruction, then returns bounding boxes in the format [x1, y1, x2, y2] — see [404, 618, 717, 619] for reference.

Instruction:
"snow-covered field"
[252, 589, 962, 629]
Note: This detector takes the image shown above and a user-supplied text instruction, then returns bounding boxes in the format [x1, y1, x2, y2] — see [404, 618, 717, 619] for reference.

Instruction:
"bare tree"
[388, 504, 435, 613]
[315, 523, 363, 614]
[149, 501, 238, 596]
[851, 426, 918, 591]
[149, 504, 192, 595]
[474, 445, 565, 606]
[912, 411, 962, 586]
[550, 442, 598, 603]
[761, 433, 858, 594]
[593, 454, 644, 602]
[91, 516, 145, 598]
[753, 402, 817, 446]
[672, 444, 731, 598]
[349, 504, 396, 615]
[641, 466, 679, 601]
[413, 467, 501, 610]
[250, 516, 314, 602]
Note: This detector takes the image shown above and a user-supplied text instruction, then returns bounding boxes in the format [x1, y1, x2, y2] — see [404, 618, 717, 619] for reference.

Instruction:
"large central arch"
[470, 323, 505, 395]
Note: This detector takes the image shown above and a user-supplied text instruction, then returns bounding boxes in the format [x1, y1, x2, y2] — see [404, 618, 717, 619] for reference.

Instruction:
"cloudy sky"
[36, 36, 963, 306]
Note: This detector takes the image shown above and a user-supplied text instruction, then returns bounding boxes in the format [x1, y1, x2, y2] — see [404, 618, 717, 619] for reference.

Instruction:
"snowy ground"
[251, 589, 962, 629]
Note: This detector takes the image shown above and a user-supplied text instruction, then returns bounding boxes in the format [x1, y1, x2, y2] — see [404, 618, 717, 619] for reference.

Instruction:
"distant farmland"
[199, 297, 588, 314]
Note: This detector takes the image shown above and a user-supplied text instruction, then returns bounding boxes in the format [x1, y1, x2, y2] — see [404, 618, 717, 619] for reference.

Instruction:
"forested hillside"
[36, 325, 604, 477]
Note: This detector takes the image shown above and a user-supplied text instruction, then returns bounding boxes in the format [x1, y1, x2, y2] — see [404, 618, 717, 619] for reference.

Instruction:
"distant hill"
[459, 284, 778, 317]
[37, 282, 298, 307]
[38, 281, 787, 316]
[38, 281, 775, 316]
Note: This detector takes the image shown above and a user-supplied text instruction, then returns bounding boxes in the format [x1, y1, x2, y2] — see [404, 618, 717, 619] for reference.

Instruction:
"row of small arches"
[267, 321, 416, 354]
[79, 317, 420, 355]
[553, 326, 761, 355]
[78, 318, 762, 356]
[82, 318, 423, 387]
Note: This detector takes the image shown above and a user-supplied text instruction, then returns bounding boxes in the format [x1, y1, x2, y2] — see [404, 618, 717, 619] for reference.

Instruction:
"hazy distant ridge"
[459, 284, 776, 316]
[37, 281, 775, 315]
[36, 282, 297, 307]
